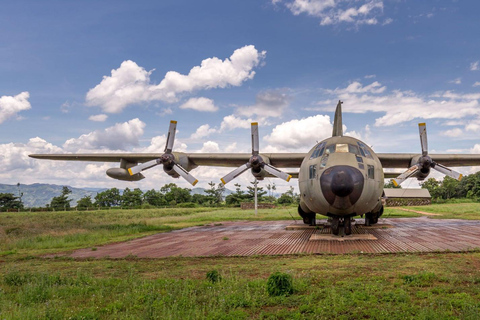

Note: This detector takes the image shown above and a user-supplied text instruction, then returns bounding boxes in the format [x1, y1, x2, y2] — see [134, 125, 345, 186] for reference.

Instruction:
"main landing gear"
[330, 216, 353, 236]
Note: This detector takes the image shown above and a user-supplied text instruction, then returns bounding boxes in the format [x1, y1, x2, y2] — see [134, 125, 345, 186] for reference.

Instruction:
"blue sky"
[1, 0, 480, 191]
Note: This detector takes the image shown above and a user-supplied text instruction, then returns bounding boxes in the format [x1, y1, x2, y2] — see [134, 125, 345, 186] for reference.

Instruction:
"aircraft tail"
[332, 100, 343, 137]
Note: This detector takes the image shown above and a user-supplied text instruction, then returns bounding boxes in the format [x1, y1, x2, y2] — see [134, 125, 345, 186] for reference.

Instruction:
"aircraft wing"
[29, 152, 307, 168]
[378, 153, 480, 168]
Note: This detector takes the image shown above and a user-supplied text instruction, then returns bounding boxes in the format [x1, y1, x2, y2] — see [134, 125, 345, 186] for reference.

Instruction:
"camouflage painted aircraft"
[30, 101, 480, 236]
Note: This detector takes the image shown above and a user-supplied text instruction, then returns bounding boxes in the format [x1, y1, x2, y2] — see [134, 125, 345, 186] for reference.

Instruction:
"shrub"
[267, 272, 293, 296]
[206, 270, 221, 283]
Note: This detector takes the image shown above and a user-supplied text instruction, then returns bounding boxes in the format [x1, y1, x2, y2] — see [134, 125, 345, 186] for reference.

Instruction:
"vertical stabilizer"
[332, 100, 343, 137]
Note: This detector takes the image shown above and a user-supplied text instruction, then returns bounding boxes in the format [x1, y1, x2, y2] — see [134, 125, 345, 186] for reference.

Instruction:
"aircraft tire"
[331, 217, 340, 235]
[344, 217, 352, 235]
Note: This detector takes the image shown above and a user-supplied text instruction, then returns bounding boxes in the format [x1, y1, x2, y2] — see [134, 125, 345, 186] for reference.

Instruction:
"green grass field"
[1, 203, 480, 319]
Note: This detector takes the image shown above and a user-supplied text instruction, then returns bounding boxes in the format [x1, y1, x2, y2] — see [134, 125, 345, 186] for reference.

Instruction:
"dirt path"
[392, 207, 441, 216]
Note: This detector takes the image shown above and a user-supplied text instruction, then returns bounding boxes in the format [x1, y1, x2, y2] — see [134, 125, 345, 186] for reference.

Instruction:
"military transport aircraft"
[30, 101, 480, 236]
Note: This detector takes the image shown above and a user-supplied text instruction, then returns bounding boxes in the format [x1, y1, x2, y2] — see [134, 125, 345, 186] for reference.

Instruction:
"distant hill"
[0, 183, 234, 208]
[0, 183, 107, 208]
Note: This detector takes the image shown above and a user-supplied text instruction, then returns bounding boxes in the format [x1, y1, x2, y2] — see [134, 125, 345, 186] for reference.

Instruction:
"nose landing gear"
[330, 216, 353, 236]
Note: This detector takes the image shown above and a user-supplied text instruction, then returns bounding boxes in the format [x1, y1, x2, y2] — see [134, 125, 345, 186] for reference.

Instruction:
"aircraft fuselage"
[298, 135, 384, 228]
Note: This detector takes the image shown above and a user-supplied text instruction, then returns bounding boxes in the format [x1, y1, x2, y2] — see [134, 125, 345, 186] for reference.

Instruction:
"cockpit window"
[357, 142, 373, 159]
[326, 144, 336, 154]
[309, 142, 326, 159]
[324, 143, 361, 155]
[349, 144, 360, 155]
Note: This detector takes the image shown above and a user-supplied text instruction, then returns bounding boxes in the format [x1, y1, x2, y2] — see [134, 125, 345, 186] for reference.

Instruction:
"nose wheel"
[330, 216, 352, 236]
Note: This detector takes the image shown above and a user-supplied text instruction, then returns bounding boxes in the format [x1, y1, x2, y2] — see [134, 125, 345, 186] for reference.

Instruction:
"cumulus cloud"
[0, 92, 31, 124]
[86, 45, 266, 113]
[63, 118, 146, 151]
[190, 124, 217, 139]
[219, 115, 254, 132]
[277, 0, 386, 27]
[89, 114, 108, 122]
[199, 141, 220, 153]
[470, 61, 479, 71]
[312, 81, 480, 127]
[473, 82, 480, 87]
[179, 97, 218, 112]
[264, 115, 333, 151]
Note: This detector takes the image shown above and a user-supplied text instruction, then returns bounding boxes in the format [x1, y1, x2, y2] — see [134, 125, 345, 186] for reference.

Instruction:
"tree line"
[0, 181, 300, 211]
[384, 171, 480, 202]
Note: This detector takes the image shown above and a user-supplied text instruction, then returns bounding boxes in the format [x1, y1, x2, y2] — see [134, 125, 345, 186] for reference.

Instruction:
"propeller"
[392, 123, 463, 186]
[220, 122, 292, 185]
[128, 120, 198, 186]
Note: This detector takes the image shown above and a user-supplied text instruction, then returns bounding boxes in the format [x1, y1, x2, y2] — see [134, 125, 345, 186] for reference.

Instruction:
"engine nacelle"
[251, 167, 266, 180]
[106, 168, 144, 181]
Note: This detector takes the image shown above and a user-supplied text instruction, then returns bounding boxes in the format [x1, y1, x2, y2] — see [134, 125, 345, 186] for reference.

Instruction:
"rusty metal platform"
[69, 217, 480, 258]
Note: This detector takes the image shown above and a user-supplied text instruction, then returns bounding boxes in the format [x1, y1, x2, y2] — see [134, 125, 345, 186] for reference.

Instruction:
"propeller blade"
[418, 122, 428, 156]
[433, 163, 463, 181]
[172, 164, 198, 186]
[220, 163, 250, 185]
[393, 165, 419, 186]
[164, 120, 177, 153]
[251, 122, 259, 156]
[128, 159, 159, 175]
[264, 164, 292, 182]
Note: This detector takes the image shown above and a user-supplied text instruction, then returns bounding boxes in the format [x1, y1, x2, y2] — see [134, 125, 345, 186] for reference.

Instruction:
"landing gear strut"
[330, 216, 353, 236]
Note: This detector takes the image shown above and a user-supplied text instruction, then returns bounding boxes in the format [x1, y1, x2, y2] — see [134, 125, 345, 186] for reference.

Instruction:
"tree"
[143, 189, 166, 206]
[161, 183, 191, 205]
[421, 178, 441, 199]
[94, 188, 121, 207]
[204, 181, 226, 206]
[0, 193, 24, 211]
[77, 196, 94, 210]
[225, 183, 247, 206]
[277, 186, 299, 205]
[50, 186, 72, 211]
[246, 180, 267, 202]
[122, 188, 143, 207]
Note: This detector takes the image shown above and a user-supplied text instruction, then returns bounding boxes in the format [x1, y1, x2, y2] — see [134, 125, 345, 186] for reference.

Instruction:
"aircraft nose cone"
[331, 169, 354, 197]
[320, 166, 364, 208]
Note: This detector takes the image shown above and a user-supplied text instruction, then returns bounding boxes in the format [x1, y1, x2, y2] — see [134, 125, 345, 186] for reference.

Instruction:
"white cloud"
[280, 0, 386, 27]
[382, 17, 393, 25]
[449, 77, 461, 84]
[326, 81, 386, 94]
[157, 107, 173, 117]
[440, 128, 462, 137]
[199, 141, 220, 153]
[473, 82, 480, 87]
[0, 92, 31, 124]
[364, 74, 376, 79]
[219, 115, 254, 131]
[179, 97, 218, 112]
[86, 45, 266, 113]
[89, 114, 108, 122]
[63, 118, 146, 151]
[190, 124, 217, 139]
[313, 81, 480, 127]
[264, 115, 333, 151]
[470, 61, 479, 71]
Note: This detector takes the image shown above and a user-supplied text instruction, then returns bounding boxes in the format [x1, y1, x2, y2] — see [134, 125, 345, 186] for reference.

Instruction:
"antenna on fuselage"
[332, 100, 343, 137]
